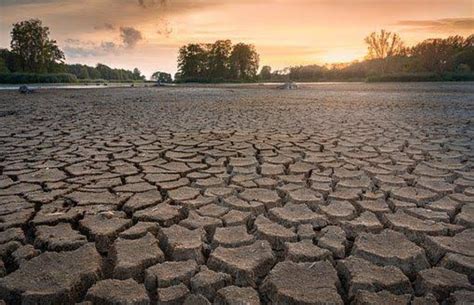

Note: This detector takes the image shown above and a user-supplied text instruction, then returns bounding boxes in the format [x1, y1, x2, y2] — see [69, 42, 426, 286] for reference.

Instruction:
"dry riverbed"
[0, 83, 473, 304]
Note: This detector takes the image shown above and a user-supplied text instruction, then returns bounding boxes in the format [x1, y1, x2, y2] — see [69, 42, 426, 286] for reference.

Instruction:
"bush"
[443, 72, 474, 81]
[367, 72, 474, 82]
[366, 72, 442, 82]
[0, 72, 78, 84]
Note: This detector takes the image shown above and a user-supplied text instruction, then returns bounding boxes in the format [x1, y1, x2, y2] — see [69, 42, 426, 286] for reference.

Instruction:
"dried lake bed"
[0, 82, 473, 304]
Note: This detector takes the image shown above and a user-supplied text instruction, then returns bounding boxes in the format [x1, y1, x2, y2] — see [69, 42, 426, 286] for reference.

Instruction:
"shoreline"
[1, 80, 474, 91]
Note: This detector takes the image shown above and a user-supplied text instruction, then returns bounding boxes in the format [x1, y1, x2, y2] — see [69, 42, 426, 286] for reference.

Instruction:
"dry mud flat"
[0, 83, 473, 304]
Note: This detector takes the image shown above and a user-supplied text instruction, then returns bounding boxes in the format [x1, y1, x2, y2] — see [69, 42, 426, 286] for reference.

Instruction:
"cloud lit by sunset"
[1, 0, 472, 77]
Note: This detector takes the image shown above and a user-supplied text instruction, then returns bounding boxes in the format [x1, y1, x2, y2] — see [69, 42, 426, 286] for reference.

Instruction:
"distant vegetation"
[261, 31, 474, 82]
[151, 71, 172, 83]
[0, 19, 472, 84]
[0, 19, 146, 83]
[176, 40, 259, 82]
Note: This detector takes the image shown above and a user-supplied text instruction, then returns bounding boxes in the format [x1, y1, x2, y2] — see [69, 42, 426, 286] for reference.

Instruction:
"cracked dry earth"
[0, 82, 473, 305]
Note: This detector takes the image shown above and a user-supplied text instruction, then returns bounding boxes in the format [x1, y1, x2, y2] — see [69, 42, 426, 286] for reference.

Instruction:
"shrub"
[0, 72, 77, 84]
[367, 72, 474, 82]
[366, 72, 442, 82]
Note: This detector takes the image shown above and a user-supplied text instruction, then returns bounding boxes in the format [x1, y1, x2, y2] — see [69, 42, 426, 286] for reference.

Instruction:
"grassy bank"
[366, 72, 474, 82]
[0, 73, 152, 84]
[0, 73, 78, 84]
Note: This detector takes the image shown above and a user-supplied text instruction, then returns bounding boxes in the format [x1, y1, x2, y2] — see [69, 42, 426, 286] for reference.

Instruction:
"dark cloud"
[94, 23, 115, 31]
[63, 39, 119, 58]
[120, 26, 143, 48]
[0, 0, 66, 6]
[397, 18, 474, 32]
[156, 18, 173, 37]
[137, 0, 167, 8]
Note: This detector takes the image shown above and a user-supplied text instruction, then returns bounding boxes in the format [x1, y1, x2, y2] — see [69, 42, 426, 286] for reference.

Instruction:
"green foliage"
[0, 72, 77, 84]
[366, 72, 474, 82]
[177, 40, 259, 82]
[259, 66, 272, 80]
[266, 33, 473, 83]
[177, 43, 210, 82]
[0, 58, 10, 74]
[453, 46, 474, 71]
[364, 30, 406, 60]
[151, 71, 172, 83]
[289, 65, 326, 81]
[230, 43, 259, 81]
[10, 19, 64, 73]
[208, 40, 232, 79]
[65, 63, 144, 81]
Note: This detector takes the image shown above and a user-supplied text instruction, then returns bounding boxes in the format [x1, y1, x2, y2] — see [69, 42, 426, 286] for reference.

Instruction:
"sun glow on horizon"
[321, 49, 367, 64]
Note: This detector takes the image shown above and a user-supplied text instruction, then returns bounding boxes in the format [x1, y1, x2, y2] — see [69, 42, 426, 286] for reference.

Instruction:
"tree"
[96, 63, 113, 79]
[259, 65, 272, 80]
[411, 35, 473, 74]
[0, 49, 21, 72]
[10, 19, 65, 73]
[0, 58, 10, 74]
[87, 66, 102, 79]
[229, 43, 259, 80]
[151, 71, 172, 83]
[133, 68, 144, 80]
[289, 65, 326, 81]
[364, 30, 405, 60]
[208, 40, 232, 80]
[177, 43, 210, 81]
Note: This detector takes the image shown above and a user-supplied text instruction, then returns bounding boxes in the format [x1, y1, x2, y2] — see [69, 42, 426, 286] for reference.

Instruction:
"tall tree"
[10, 19, 64, 73]
[133, 68, 144, 80]
[411, 35, 474, 73]
[364, 30, 405, 60]
[152, 71, 172, 83]
[177, 43, 210, 81]
[259, 65, 272, 80]
[208, 40, 232, 80]
[229, 43, 259, 80]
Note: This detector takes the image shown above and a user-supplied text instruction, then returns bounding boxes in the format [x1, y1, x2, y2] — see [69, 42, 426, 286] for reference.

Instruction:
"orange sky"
[0, 0, 472, 78]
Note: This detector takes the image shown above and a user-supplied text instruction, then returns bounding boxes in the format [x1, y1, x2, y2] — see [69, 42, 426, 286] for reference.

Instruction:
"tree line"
[0, 19, 472, 84]
[0, 19, 146, 83]
[260, 30, 474, 82]
[176, 40, 259, 82]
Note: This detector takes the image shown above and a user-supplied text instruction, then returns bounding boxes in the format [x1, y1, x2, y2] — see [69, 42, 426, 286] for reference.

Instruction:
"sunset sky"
[0, 0, 472, 78]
